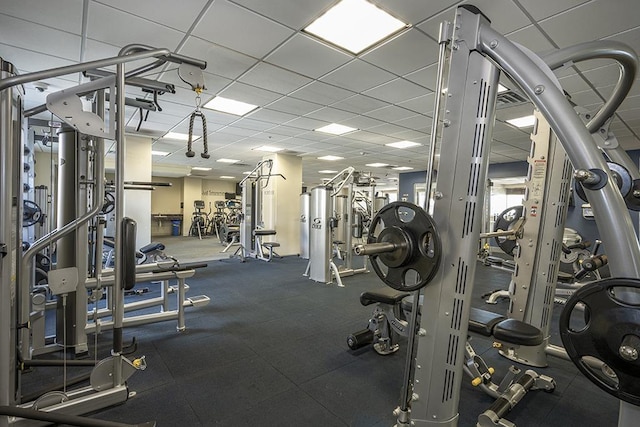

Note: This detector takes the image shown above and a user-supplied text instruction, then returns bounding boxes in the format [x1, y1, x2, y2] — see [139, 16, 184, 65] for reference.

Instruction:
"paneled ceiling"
[1, 0, 639, 189]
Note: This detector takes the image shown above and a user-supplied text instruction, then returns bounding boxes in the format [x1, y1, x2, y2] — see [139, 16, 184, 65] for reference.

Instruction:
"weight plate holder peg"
[355, 201, 442, 292]
[559, 277, 640, 406]
[574, 162, 632, 203]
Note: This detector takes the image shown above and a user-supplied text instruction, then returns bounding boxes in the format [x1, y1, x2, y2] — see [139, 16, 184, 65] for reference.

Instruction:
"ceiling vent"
[496, 91, 529, 109]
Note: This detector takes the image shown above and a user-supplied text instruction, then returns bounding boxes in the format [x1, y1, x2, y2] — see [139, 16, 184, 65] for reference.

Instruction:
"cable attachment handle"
[186, 89, 209, 159]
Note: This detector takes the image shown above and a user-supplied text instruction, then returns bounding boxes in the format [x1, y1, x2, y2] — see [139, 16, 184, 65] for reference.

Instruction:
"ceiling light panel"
[366, 163, 389, 167]
[254, 145, 284, 152]
[386, 140, 421, 149]
[304, 0, 408, 55]
[217, 158, 240, 163]
[393, 166, 414, 171]
[151, 150, 169, 156]
[315, 123, 357, 135]
[164, 131, 198, 141]
[203, 96, 258, 116]
[506, 115, 536, 128]
[192, 167, 212, 171]
[318, 155, 344, 161]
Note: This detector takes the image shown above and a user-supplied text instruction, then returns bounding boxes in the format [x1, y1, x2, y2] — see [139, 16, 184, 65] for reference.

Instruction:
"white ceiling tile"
[516, 0, 590, 21]
[179, 36, 258, 80]
[94, 0, 210, 30]
[340, 115, 384, 130]
[266, 96, 323, 116]
[305, 107, 356, 123]
[0, 44, 79, 95]
[367, 122, 408, 136]
[330, 94, 389, 114]
[194, 0, 293, 59]
[392, 114, 431, 131]
[245, 108, 298, 124]
[230, 0, 335, 29]
[364, 78, 430, 104]
[362, 28, 438, 76]
[238, 62, 312, 95]
[506, 25, 556, 53]
[289, 81, 355, 105]
[404, 64, 438, 90]
[0, 15, 81, 61]
[87, 3, 185, 51]
[539, 0, 640, 47]
[1, 0, 85, 34]
[365, 105, 417, 122]
[321, 59, 396, 93]
[284, 116, 328, 131]
[580, 64, 624, 89]
[371, 0, 459, 26]
[558, 74, 592, 95]
[265, 33, 352, 79]
[571, 90, 602, 108]
[397, 93, 435, 115]
[217, 81, 283, 106]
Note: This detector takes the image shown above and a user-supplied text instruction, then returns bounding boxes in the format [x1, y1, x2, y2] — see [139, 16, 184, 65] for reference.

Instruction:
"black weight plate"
[493, 205, 523, 256]
[559, 277, 640, 406]
[23, 200, 42, 227]
[367, 201, 441, 292]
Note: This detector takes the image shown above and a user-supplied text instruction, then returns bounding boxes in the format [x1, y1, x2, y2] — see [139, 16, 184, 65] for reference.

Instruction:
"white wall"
[123, 135, 152, 247]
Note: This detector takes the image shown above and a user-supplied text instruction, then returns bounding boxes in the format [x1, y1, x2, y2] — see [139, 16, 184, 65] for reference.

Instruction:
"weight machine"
[349, 5, 640, 427]
[304, 168, 379, 286]
[233, 159, 285, 262]
[0, 43, 207, 426]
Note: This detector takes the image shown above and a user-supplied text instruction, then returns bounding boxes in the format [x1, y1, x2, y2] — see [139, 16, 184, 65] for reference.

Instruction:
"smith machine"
[348, 5, 640, 427]
[233, 159, 285, 262]
[304, 167, 384, 286]
[0, 44, 207, 426]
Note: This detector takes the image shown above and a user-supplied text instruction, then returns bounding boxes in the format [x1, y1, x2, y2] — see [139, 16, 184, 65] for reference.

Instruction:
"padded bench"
[253, 229, 280, 261]
[362, 289, 543, 347]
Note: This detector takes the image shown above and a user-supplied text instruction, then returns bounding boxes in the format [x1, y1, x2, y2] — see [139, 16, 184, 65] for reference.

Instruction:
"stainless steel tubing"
[353, 242, 401, 256]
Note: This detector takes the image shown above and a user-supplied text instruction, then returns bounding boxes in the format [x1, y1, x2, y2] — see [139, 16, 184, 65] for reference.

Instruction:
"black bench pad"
[493, 318, 543, 346]
[140, 242, 165, 253]
[263, 242, 280, 248]
[254, 229, 276, 236]
[360, 288, 410, 306]
[468, 308, 506, 337]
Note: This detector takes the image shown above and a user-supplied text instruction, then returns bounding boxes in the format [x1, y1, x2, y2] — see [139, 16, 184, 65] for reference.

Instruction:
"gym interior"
[1, 1, 640, 426]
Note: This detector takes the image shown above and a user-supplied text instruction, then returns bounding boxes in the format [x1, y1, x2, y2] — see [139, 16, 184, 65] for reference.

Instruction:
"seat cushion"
[493, 319, 543, 346]
[360, 288, 410, 306]
[468, 308, 506, 337]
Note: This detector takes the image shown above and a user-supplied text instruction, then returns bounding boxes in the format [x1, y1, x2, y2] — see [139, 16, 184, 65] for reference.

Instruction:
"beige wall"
[151, 177, 184, 215]
[262, 153, 302, 256]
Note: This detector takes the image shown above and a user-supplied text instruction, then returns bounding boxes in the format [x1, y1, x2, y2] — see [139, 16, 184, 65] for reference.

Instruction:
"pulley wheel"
[367, 201, 441, 292]
[493, 205, 523, 256]
[559, 277, 640, 406]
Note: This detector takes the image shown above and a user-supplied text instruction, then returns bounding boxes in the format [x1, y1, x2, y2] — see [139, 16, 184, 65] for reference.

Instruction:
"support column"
[123, 136, 152, 247]
[182, 176, 203, 236]
[261, 153, 302, 256]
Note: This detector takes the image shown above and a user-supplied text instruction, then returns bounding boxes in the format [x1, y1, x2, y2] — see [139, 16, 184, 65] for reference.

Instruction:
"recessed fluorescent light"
[151, 150, 169, 156]
[304, 0, 407, 55]
[220, 176, 235, 179]
[192, 167, 212, 171]
[366, 163, 388, 167]
[497, 84, 509, 93]
[506, 115, 536, 128]
[319, 170, 338, 174]
[386, 140, 421, 149]
[217, 158, 239, 164]
[254, 145, 283, 153]
[318, 155, 344, 161]
[242, 171, 252, 175]
[315, 123, 357, 135]
[393, 166, 414, 171]
[164, 131, 198, 141]
[203, 96, 258, 116]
